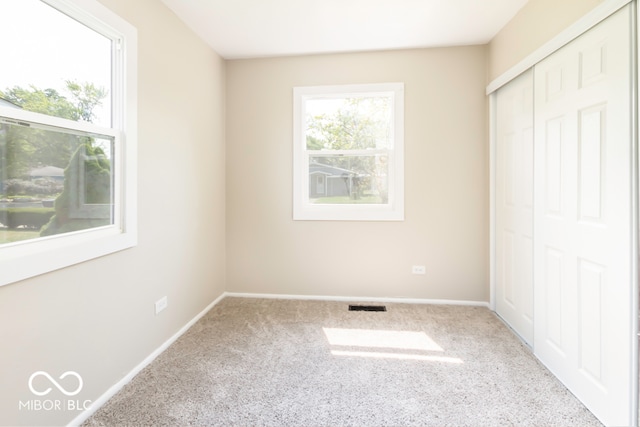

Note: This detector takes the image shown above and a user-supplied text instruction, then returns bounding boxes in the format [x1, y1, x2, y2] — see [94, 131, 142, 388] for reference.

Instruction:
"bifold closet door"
[495, 69, 534, 345]
[533, 6, 633, 426]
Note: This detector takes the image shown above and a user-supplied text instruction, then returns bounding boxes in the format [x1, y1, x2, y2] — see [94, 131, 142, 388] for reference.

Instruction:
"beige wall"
[226, 47, 489, 302]
[489, 0, 605, 81]
[0, 0, 226, 425]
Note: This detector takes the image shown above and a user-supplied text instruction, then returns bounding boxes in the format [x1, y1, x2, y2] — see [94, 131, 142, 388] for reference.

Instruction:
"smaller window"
[293, 83, 404, 221]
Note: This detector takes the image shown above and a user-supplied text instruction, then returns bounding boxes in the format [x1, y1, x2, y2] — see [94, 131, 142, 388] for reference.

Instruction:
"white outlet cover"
[155, 296, 168, 314]
[412, 265, 426, 275]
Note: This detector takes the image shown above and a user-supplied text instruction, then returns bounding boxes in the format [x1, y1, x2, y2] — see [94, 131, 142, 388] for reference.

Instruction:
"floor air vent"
[348, 305, 387, 312]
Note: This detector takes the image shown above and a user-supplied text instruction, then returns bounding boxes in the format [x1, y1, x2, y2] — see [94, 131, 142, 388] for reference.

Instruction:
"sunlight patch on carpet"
[323, 327, 443, 351]
[330, 350, 464, 363]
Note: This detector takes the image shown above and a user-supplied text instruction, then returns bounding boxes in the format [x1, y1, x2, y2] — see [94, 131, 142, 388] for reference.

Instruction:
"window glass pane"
[0, 120, 114, 245]
[309, 154, 389, 204]
[0, 0, 112, 127]
[305, 96, 392, 150]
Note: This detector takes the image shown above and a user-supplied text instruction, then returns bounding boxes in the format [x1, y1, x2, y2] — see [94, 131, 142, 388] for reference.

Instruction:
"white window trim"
[293, 83, 404, 221]
[0, 0, 137, 287]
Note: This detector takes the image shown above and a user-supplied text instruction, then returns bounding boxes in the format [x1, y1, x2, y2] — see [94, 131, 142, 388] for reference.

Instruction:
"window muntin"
[293, 83, 404, 221]
[0, 0, 137, 286]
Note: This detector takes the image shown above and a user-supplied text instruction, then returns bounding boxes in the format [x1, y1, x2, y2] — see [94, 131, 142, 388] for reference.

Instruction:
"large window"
[0, 0, 137, 286]
[293, 83, 404, 220]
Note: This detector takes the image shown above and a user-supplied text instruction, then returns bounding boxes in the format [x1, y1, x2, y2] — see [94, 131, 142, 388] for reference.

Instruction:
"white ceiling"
[159, 0, 530, 60]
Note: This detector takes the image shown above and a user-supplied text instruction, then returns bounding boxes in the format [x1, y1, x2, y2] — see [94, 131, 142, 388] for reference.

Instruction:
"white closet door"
[533, 6, 633, 426]
[495, 69, 534, 345]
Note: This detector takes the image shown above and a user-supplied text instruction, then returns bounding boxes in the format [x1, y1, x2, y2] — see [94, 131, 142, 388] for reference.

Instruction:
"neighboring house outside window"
[0, 98, 23, 110]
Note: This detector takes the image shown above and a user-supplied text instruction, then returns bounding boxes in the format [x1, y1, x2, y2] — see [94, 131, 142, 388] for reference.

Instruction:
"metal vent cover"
[348, 305, 387, 312]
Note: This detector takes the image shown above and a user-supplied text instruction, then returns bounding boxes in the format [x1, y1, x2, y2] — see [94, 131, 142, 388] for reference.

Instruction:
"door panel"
[578, 105, 605, 222]
[495, 69, 534, 345]
[533, 6, 633, 426]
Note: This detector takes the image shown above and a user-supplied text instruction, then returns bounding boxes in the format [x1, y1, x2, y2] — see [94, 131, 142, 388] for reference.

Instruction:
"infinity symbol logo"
[28, 371, 83, 396]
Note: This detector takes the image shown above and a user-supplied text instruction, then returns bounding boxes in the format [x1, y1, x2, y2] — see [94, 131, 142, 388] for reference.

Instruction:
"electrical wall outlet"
[412, 265, 426, 275]
[155, 296, 168, 315]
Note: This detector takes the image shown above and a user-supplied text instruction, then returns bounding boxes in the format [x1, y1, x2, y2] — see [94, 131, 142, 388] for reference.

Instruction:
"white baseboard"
[224, 291, 490, 308]
[67, 292, 227, 427]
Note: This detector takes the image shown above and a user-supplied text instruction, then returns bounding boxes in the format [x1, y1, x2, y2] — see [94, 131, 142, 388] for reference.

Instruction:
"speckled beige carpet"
[84, 297, 602, 426]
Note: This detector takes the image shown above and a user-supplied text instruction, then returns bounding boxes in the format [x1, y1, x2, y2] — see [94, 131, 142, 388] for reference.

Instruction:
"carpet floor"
[84, 297, 603, 426]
